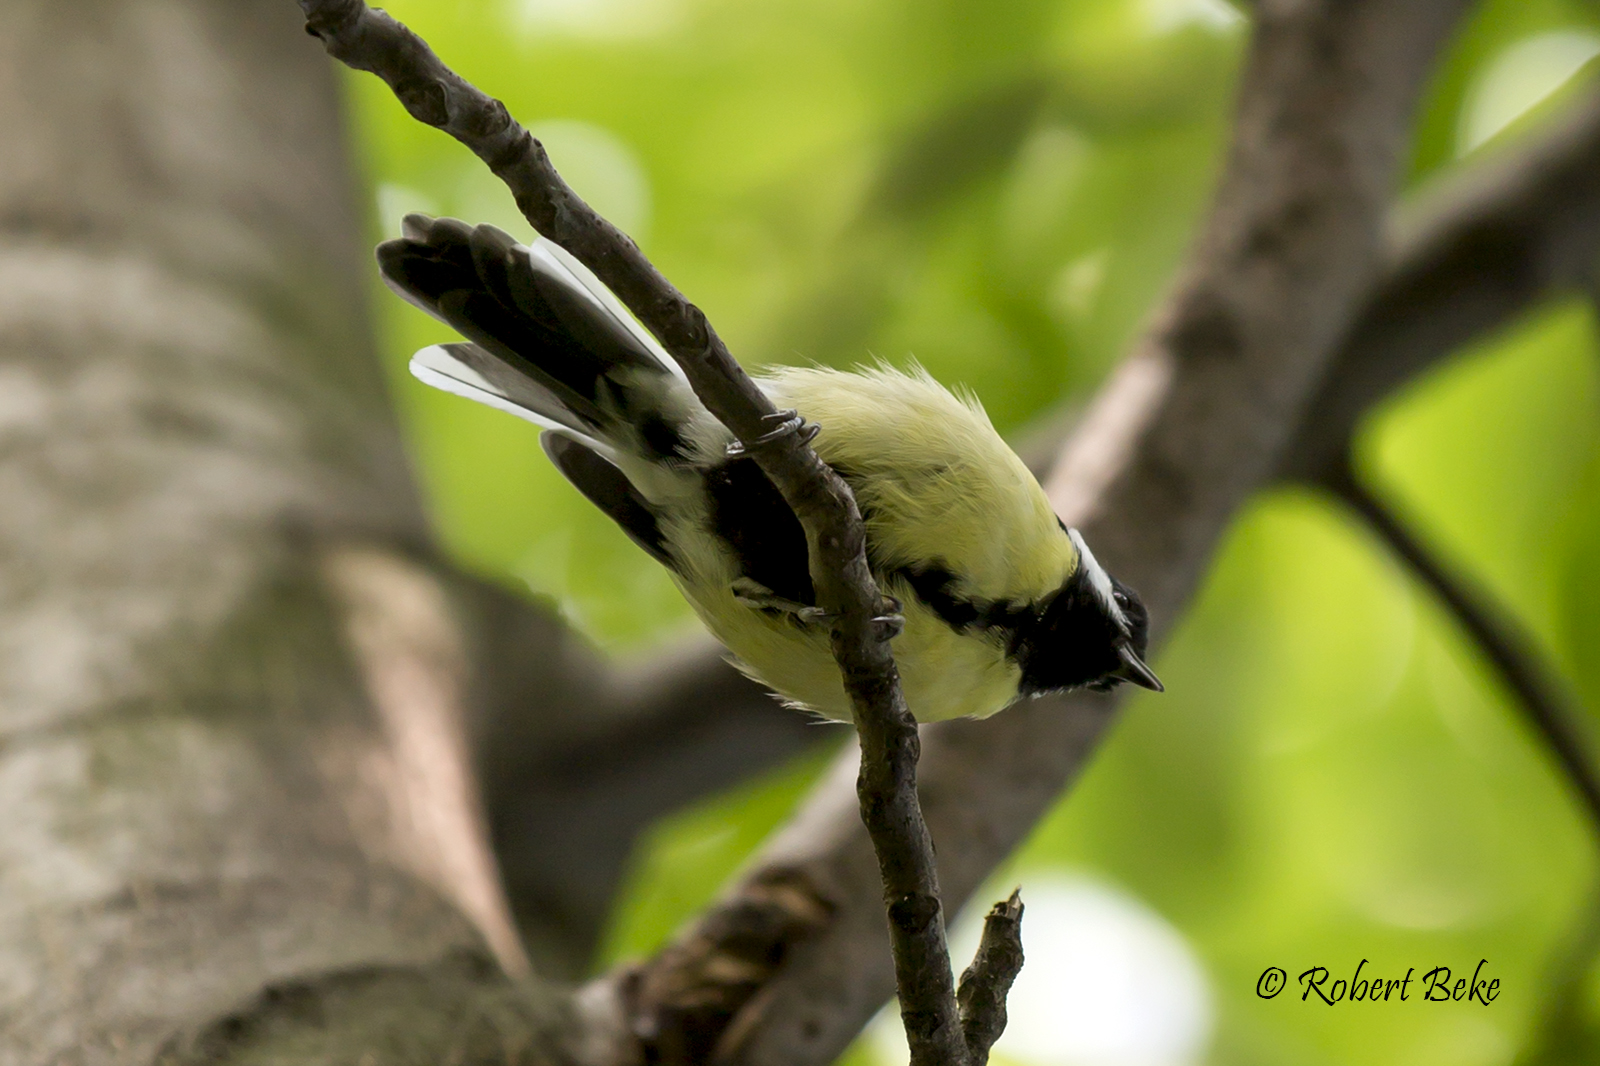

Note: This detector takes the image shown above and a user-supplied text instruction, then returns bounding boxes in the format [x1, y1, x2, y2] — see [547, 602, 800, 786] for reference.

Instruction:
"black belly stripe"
[703, 458, 888, 609]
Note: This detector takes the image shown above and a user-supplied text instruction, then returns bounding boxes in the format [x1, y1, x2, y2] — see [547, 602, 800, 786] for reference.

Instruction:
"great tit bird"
[378, 215, 1162, 723]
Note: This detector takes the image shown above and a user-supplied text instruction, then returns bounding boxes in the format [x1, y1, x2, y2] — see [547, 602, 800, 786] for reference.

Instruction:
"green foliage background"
[349, 1, 1600, 1063]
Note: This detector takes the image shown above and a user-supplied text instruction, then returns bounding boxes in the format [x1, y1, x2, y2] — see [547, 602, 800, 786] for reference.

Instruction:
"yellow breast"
[678, 571, 1022, 723]
[661, 364, 1069, 724]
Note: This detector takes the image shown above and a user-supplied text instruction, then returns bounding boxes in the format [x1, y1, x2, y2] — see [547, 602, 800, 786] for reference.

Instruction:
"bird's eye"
[1113, 590, 1129, 606]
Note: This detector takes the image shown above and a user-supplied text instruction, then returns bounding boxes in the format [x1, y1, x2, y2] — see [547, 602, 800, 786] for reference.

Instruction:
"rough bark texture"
[0, 0, 528, 1059]
[0, 1, 811, 1061]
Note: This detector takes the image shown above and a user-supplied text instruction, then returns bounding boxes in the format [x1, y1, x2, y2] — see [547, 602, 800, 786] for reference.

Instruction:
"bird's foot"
[872, 594, 904, 641]
[871, 613, 904, 641]
[732, 577, 832, 623]
[731, 581, 901, 638]
[724, 409, 821, 458]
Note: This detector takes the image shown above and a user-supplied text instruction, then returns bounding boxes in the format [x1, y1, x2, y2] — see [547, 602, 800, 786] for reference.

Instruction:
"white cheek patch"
[1068, 527, 1129, 634]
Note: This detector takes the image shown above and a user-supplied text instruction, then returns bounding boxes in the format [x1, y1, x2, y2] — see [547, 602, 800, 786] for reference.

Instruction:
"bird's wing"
[540, 432, 675, 570]
[702, 457, 816, 607]
[530, 237, 692, 389]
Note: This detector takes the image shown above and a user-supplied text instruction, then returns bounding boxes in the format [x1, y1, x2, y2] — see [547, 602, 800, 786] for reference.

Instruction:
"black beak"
[1114, 643, 1164, 692]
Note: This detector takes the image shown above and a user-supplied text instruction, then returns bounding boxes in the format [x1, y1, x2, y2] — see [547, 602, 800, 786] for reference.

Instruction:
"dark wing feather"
[541, 432, 675, 570]
[703, 457, 814, 606]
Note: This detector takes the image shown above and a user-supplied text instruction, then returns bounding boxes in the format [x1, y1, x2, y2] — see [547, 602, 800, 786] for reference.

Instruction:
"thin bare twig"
[297, 3, 1009, 1064]
[956, 891, 1025, 1064]
[1320, 462, 1600, 829]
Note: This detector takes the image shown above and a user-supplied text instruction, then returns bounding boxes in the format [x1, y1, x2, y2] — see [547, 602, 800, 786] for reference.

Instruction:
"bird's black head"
[1010, 529, 1162, 697]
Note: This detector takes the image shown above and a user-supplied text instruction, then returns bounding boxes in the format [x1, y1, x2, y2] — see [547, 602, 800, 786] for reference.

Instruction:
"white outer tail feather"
[406, 344, 616, 460]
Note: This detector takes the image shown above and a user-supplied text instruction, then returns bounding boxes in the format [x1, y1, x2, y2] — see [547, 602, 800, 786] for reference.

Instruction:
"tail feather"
[409, 342, 615, 459]
[377, 215, 685, 446]
[529, 239, 690, 389]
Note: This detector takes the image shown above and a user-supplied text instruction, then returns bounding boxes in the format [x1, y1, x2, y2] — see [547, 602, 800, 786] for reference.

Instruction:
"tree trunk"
[0, 1, 559, 1060]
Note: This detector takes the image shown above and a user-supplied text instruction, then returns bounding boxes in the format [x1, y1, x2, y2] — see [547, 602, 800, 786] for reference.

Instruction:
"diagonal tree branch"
[474, 21, 1600, 1066]
[1320, 462, 1600, 826]
[1278, 86, 1600, 485]
[33, 0, 1600, 1058]
[1272, 87, 1600, 835]
[1031, 86, 1600, 843]
[581, 79, 1600, 1038]
[531, 40, 1600, 958]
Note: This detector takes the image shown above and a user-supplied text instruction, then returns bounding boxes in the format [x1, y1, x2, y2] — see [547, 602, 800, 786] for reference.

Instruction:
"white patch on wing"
[1068, 527, 1128, 633]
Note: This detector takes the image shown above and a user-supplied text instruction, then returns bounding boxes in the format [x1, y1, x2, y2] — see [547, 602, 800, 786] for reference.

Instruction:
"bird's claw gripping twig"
[732, 577, 833, 623]
[725, 410, 820, 457]
[871, 594, 904, 641]
[872, 612, 905, 641]
[734, 582, 899, 639]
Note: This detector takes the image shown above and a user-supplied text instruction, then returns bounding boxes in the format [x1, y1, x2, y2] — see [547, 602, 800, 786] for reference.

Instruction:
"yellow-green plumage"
[662, 365, 1079, 723]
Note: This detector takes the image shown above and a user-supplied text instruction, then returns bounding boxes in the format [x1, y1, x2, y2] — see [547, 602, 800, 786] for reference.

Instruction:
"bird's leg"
[732, 577, 833, 624]
[732, 582, 902, 640]
[872, 594, 904, 641]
